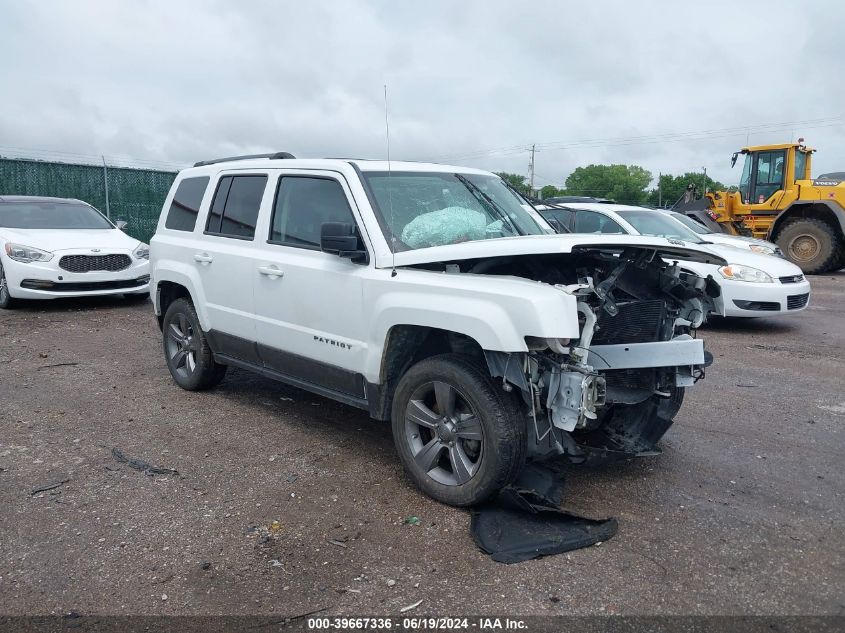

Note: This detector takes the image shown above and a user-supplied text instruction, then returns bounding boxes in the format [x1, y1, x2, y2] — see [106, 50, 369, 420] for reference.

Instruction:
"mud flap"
[470, 465, 617, 564]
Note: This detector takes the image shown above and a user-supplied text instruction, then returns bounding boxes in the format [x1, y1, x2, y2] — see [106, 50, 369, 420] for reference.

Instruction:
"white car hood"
[701, 233, 777, 250]
[387, 234, 728, 268]
[696, 242, 802, 276]
[0, 228, 140, 253]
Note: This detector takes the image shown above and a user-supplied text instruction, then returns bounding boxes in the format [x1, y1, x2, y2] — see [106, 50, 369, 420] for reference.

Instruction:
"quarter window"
[573, 210, 624, 234]
[164, 177, 209, 232]
[206, 175, 267, 239]
[270, 177, 356, 248]
[794, 151, 808, 181]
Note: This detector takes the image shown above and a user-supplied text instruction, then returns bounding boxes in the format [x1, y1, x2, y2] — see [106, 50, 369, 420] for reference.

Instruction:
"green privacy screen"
[0, 158, 177, 243]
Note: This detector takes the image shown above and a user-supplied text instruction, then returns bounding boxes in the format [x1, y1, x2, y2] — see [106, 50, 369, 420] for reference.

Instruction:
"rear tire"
[776, 218, 843, 274]
[162, 298, 226, 390]
[391, 353, 526, 507]
[0, 261, 16, 309]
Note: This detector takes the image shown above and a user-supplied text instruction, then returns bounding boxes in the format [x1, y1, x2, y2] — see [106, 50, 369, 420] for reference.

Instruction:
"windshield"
[616, 210, 705, 243]
[0, 201, 114, 230]
[361, 172, 549, 251]
[668, 212, 711, 235]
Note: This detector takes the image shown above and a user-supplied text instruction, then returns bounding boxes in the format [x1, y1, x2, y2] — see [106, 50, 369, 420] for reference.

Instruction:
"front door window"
[751, 150, 785, 204]
[738, 154, 753, 203]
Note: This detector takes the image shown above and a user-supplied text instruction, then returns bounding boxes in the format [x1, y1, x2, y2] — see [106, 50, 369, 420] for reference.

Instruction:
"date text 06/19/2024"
[307, 617, 528, 630]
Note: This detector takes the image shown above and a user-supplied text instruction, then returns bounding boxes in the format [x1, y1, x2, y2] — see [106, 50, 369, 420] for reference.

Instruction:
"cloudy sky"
[1, 0, 844, 187]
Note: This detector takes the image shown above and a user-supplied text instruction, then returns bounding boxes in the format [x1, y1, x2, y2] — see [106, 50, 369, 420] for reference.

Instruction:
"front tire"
[776, 218, 843, 274]
[391, 353, 526, 507]
[162, 298, 226, 390]
[0, 261, 16, 309]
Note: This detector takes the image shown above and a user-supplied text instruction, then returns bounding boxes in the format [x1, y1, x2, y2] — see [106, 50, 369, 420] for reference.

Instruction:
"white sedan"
[539, 202, 811, 318]
[660, 210, 783, 257]
[0, 196, 150, 309]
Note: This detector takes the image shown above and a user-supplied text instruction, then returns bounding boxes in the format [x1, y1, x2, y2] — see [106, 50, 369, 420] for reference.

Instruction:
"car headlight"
[718, 263, 773, 283]
[133, 243, 150, 260]
[748, 244, 775, 255]
[4, 243, 53, 263]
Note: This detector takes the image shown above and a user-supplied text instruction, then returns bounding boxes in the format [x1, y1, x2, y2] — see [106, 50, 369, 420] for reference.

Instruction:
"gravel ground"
[1, 274, 843, 617]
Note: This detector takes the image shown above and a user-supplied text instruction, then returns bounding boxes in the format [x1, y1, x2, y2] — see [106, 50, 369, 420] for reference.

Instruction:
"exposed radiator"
[592, 299, 666, 345]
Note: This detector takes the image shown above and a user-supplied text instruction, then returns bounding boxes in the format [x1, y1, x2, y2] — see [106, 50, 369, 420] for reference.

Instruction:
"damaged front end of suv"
[467, 244, 722, 463]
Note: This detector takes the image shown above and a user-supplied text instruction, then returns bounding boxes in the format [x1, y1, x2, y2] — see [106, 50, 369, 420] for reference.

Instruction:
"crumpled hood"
[0, 228, 140, 253]
[387, 233, 728, 268]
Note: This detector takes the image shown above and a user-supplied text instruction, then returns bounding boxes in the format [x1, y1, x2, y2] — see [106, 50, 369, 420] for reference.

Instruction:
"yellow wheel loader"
[676, 140, 845, 274]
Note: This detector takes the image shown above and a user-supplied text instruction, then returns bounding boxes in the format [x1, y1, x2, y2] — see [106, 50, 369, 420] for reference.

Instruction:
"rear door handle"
[258, 265, 284, 279]
[194, 253, 213, 264]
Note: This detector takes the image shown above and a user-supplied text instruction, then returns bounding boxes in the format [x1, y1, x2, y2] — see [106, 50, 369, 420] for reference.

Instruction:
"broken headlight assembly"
[717, 263, 773, 283]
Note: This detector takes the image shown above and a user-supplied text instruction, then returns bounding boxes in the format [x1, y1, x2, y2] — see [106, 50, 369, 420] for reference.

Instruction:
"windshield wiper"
[453, 173, 523, 236]
[499, 180, 566, 233]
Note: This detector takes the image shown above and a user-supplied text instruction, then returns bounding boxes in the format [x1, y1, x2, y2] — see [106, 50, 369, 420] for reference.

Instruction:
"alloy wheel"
[165, 312, 198, 379]
[404, 381, 484, 486]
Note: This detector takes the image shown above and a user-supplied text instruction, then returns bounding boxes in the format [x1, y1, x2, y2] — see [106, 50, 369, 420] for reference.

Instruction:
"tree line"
[496, 165, 728, 207]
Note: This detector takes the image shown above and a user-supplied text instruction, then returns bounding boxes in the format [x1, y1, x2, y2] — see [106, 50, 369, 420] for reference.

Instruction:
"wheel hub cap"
[436, 419, 457, 444]
[790, 234, 820, 262]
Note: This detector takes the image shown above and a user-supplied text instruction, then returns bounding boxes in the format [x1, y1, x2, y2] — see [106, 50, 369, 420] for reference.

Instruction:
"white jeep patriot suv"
[150, 153, 725, 506]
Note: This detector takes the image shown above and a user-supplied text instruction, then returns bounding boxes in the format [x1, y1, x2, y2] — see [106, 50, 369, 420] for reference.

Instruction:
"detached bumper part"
[471, 464, 617, 564]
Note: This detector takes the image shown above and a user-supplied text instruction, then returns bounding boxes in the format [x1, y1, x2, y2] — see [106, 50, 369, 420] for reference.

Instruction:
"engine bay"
[435, 246, 722, 462]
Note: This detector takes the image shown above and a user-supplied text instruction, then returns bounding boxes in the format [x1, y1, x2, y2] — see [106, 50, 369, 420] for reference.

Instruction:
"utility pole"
[528, 144, 535, 194]
[658, 171, 662, 208]
[702, 166, 708, 196]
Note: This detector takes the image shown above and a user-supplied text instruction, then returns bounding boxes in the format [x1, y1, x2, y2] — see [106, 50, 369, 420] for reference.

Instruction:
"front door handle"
[258, 265, 284, 279]
[193, 253, 213, 264]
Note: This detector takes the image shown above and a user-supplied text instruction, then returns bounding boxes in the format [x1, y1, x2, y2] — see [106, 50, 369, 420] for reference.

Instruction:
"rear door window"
[205, 175, 267, 239]
[164, 177, 209, 232]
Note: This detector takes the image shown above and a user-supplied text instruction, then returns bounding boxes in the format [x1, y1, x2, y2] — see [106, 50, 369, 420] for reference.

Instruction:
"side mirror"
[115, 220, 128, 230]
[320, 222, 369, 264]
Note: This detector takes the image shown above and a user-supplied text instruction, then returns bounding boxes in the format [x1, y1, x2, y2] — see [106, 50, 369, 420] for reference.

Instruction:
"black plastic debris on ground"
[30, 478, 70, 496]
[471, 464, 617, 564]
[111, 448, 179, 477]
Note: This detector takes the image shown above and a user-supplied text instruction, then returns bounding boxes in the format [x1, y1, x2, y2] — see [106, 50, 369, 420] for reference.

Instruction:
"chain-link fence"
[0, 157, 177, 243]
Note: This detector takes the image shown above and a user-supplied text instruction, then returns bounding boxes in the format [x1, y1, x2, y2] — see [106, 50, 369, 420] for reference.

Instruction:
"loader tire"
[776, 218, 843, 274]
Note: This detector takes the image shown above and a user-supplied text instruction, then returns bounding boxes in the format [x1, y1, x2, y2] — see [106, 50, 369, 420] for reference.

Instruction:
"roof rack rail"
[193, 152, 296, 167]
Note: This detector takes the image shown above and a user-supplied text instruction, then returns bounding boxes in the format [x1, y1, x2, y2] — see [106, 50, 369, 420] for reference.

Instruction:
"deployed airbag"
[401, 206, 490, 248]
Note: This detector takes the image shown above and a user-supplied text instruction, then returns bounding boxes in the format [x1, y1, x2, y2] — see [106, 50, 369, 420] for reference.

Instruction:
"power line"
[430, 116, 845, 162]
